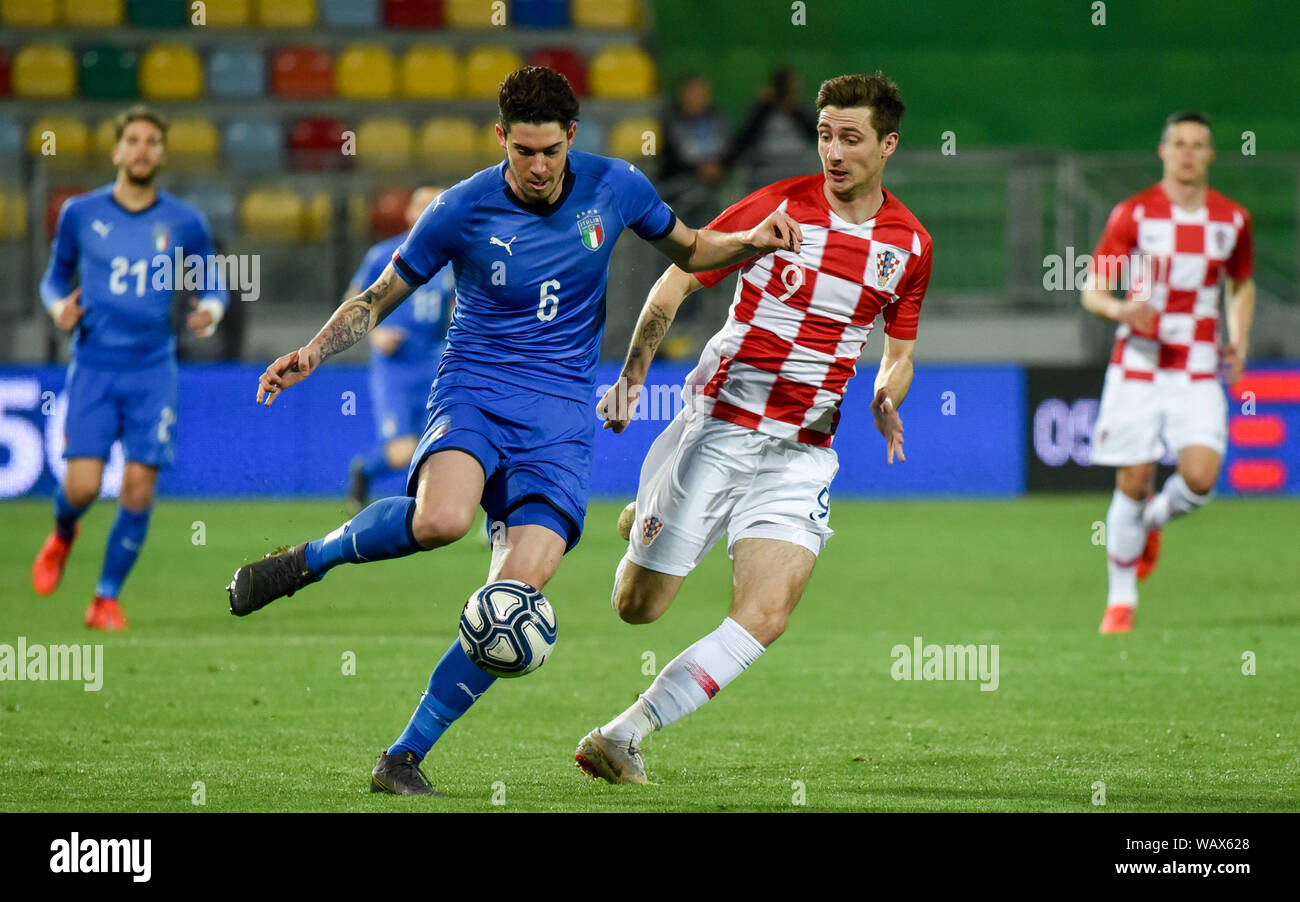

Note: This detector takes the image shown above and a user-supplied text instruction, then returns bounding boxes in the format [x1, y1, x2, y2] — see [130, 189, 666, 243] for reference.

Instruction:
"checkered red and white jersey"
[685, 175, 932, 447]
[1091, 183, 1252, 382]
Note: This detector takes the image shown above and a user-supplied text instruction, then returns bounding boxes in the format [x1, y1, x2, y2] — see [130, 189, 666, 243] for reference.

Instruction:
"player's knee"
[1117, 466, 1155, 500]
[410, 503, 475, 548]
[741, 609, 787, 647]
[612, 579, 662, 625]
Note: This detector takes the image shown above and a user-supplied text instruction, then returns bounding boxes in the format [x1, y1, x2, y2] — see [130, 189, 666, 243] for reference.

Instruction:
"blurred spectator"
[661, 74, 729, 186]
[724, 66, 818, 188]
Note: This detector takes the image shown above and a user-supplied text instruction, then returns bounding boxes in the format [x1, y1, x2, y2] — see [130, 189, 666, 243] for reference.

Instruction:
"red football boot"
[1099, 605, 1134, 635]
[32, 526, 79, 596]
[1136, 528, 1162, 581]
[85, 596, 129, 631]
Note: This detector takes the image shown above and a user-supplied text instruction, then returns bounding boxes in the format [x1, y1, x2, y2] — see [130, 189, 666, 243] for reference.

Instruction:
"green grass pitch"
[1, 496, 1296, 812]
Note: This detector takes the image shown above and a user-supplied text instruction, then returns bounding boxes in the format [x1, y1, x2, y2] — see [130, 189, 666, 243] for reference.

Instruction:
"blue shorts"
[406, 381, 594, 551]
[369, 364, 433, 444]
[63, 358, 178, 468]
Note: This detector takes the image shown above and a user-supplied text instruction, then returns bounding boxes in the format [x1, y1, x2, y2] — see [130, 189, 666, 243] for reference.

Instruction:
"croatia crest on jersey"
[876, 249, 900, 288]
[577, 209, 604, 252]
[152, 223, 171, 253]
[642, 515, 663, 546]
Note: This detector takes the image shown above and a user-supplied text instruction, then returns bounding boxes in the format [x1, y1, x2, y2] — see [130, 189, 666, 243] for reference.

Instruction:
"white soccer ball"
[458, 579, 558, 678]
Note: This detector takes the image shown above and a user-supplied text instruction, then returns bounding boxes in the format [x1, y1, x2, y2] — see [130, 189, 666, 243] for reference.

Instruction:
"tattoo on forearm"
[316, 272, 390, 361]
[625, 302, 674, 371]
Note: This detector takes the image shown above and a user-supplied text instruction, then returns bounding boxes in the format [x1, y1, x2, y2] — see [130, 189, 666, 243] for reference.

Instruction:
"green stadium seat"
[79, 46, 139, 100]
[127, 0, 188, 26]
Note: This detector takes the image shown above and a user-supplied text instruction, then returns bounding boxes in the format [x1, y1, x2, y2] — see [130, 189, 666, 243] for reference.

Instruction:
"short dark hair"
[1162, 110, 1212, 143]
[816, 72, 905, 140]
[114, 104, 169, 143]
[498, 66, 580, 132]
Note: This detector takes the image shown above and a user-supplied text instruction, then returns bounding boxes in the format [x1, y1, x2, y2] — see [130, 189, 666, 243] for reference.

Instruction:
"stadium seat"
[527, 48, 586, 95]
[180, 188, 237, 243]
[400, 46, 460, 99]
[589, 46, 656, 99]
[240, 188, 304, 241]
[167, 116, 220, 171]
[417, 116, 478, 169]
[92, 116, 117, 158]
[140, 44, 204, 99]
[254, 0, 316, 27]
[355, 118, 413, 172]
[2, 0, 56, 26]
[513, 0, 567, 28]
[65, 0, 126, 26]
[223, 118, 285, 173]
[13, 45, 77, 99]
[272, 46, 333, 97]
[0, 49, 11, 97]
[480, 121, 505, 157]
[383, 0, 442, 28]
[462, 46, 524, 99]
[571, 0, 638, 29]
[289, 115, 350, 170]
[198, 0, 251, 26]
[126, 0, 187, 26]
[370, 186, 411, 238]
[571, 116, 605, 154]
[207, 47, 265, 98]
[28, 117, 89, 168]
[0, 117, 22, 166]
[608, 116, 659, 162]
[444, 0, 497, 28]
[321, 0, 378, 27]
[335, 44, 395, 99]
[47, 186, 90, 238]
[303, 190, 330, 240]
[79, 46, 139, 100]
[0, 188, 28, 240]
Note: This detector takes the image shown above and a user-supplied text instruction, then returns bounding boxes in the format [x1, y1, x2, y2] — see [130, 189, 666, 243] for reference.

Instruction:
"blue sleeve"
[190, 211, 228, 308]
[40, 199, 79, 309]
[349, 243, 390, 294]
[392, 191, 458, 288]
[615, 162, 677, 241]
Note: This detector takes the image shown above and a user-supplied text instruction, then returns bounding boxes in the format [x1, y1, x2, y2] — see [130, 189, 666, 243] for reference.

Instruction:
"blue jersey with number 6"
[391, 150, 676, 402]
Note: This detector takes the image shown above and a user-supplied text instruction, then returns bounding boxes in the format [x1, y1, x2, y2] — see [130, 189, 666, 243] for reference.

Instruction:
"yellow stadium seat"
[336, 44, 395, 99]
[303, 190, 330, 241]
[571, 0, 639, 29]
[253, 0, 315, 26]
[92, 116, 117, 157]
[140, 44, 204, 99]
[480, 121, 503, 157]
[28, 117, 89, 167]
[444, 0, 498, 28]
[355, 118, 413, 172]
[417, 116, 478, 167]
[13, 45, 77, 99]
[0, 189, 29, 240]
[462, 46, 524, 99]
[589, 46, 655, 100]
[198, 0, 250, 26]
[3, 0, 57, 26]
[240, 188, 303, 241]
[400, 46, 460, 99]
[167, 116, 220, 171]
[63, 0, 124, 26]
[608, 117, 660, 163]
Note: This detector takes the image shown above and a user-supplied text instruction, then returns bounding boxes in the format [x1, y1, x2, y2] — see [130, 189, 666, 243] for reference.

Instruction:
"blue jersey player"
[346, 186, 455, 511]
[32, 105, 228, 631]
[225, 67, 802, 795]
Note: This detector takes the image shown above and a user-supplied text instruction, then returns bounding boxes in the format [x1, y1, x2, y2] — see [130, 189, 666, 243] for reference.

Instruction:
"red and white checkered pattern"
[686, 175, 932, 447]
[1091, 184, 1253, 383]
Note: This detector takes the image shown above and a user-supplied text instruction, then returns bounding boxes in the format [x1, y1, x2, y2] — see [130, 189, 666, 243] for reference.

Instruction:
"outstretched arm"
[650, 214, 801, 274]
[598, 265, 704, 432]
[257, 262, 414, 405]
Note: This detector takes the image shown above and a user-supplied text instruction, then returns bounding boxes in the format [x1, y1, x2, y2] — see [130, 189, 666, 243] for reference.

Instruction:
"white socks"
[1105, 489, 1145, 606]
[602, 617, 766, 743]
[1143, 473, 1212, 530]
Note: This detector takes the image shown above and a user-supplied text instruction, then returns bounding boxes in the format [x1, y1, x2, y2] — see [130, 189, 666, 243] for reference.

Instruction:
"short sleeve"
[1089, 200, 1138, 286]
[614, 162, 676, 242]
[393, 191, 458, 288]
[1226, 210, 1253, 281]
[693, 185, 787, 289]
[882, 241, 932, 340]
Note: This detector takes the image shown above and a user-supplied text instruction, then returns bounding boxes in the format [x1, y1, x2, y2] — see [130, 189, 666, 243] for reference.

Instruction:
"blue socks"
[95, 506, 151, 599]
[54, 488, 89, 540]
[388, 639, 497, 759]
[304, 496, 421, 576]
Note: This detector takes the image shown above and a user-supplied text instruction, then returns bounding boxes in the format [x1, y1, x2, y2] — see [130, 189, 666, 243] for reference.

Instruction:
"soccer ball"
[458, 580, 557, 678]
[617, 501, 636, 541]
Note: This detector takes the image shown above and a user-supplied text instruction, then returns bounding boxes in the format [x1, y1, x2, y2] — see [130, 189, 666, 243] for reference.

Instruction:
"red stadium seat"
[527, 48, 586, 96]
[271, 46, 333, 98]
[290, 115, 350, 170]
[0, 49, 10, 97]
[384, 0, 442, 28]
[370, 187, 412, 239]
[46, 186, 90, 238]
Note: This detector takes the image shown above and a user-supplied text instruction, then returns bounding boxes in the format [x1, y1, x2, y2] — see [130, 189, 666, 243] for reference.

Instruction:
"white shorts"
[1090, 369, 1227, 466]
[624, 409, 839, 577]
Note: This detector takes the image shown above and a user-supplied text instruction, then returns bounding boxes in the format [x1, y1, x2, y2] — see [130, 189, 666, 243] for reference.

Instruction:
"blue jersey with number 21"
[391, 150, 676, 403]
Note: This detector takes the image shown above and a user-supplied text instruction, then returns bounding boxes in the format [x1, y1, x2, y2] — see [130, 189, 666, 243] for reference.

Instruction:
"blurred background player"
[31, 105, 228, 630]
[346, 185, 455, 511]
[575, 73, 932, 784]
[224, 66, 802, 795]
[1082, 111, 1254, 635]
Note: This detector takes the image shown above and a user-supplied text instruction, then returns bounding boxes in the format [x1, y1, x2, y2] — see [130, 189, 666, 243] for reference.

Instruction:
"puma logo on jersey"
[91, 220, 112, 239]
[490, 236, 517, 256]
